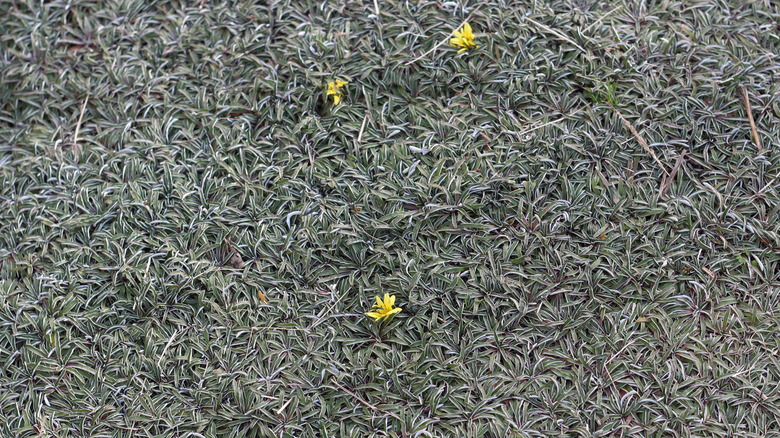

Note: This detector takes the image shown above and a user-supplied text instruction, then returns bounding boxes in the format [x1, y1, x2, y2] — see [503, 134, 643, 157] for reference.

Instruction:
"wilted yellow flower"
[449, 22, 477, 54]
[365, 293, 402, 322]
[325, 79, 348, 105]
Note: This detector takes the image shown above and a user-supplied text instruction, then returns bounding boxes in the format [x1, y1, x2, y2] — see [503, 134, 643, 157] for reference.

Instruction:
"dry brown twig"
[740, 86, 762, 151]
[616, 110, 669, 176]
[525, 17, 586, 53]
[515, 111, 581, 138]
[659, 151, 686, 197]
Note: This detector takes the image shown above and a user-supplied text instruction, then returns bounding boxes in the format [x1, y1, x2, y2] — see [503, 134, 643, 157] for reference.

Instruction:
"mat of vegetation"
[2, 0, 780, 436]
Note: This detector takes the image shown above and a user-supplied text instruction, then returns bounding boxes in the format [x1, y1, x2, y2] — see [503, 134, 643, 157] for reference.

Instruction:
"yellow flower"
[449, 22, 477, 54]
[325, 79, 348, 105]
[365, 293, 402, 322]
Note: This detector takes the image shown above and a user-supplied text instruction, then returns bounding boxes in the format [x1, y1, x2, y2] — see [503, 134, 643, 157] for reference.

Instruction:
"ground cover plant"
[2, 0, 780, 436]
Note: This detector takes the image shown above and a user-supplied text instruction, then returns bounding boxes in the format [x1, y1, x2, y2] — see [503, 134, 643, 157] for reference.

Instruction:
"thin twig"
[756, 176, 779, 197]
[331, 378, 402, 420]
[309, 288, 346, 330]
[275, 398, 293, 415]
[513, 111, 580, 138]
[659, 151, 686, 197]
[582, 5, 623, 33]
[525, 17, 586, 53]
[252, 326, 309, 331]
[616, 110, 669, 176]
[740, 86, 762, 151]
[157, 329, 180, 367]
[604, 339, 636, 366]
[357, 114, 368, 142]
[73, 94, 89, 148]
[406, 6, 481, 65]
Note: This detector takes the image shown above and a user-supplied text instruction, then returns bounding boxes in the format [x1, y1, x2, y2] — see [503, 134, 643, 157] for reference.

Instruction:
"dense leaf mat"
[2, 0, 780, 436]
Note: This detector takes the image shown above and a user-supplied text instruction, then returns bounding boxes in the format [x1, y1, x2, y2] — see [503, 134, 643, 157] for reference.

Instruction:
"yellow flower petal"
[450, 23, 476, 53]
[365, 312, 383, 320]
[365, 294, 401, 322]
[384, 293, 393, 309]
[325, 80, 347, 105]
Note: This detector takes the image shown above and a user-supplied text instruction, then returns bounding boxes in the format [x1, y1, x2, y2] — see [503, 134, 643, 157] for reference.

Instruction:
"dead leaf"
[223, 237, 243, 269]
[226, 251, 243, 269]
